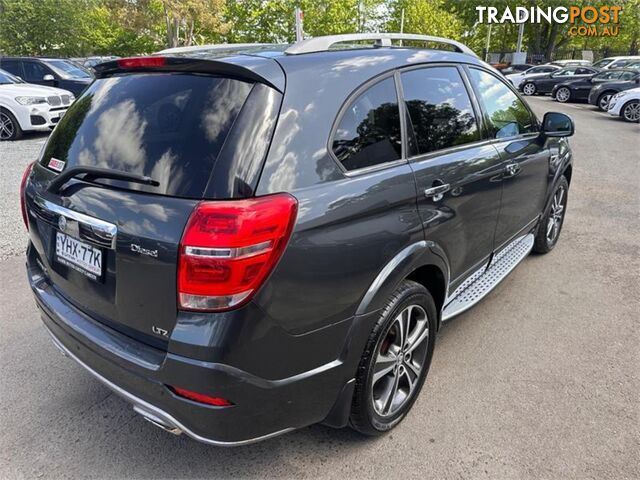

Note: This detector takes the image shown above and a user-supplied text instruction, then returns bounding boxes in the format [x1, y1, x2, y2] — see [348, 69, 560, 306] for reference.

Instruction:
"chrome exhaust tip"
[133, 405, 183, 436]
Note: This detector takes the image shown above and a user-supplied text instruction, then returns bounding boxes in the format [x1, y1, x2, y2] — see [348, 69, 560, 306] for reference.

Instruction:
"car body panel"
[506, 65, 561, 88]
[521, 66, 600, 94]
[24, 43, 573, 444]
[552, 69, 640, 101]
[0, 75, 74, 131]
[588, 76, 640, 106]
[0, 57, 93, 96]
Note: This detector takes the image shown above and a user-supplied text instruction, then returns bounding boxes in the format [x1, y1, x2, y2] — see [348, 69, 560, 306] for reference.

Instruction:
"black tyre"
[555, 87, 571, 103]
[522, 82, 536, 96]
[349, 280, 437, 436]
[533, 176, 569, 254]
[620, 100, 640, 123]
[597, 91, 614, 111]
[0, 108, 22, 141]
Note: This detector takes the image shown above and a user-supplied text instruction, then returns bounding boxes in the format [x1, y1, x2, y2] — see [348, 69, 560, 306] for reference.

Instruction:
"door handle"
[424, 183, 450, 201]
[504, 163, 521, 177]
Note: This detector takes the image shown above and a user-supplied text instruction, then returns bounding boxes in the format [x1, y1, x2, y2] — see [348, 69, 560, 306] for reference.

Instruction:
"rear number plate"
[56, 232, 103, 280]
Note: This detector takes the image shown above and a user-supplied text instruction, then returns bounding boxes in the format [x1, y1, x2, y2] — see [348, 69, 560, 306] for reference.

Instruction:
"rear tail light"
[20, 162, 34, 230]
[168, 386, 233, 407]
[178, 193, 298, 312]
[117, 56, 166, 69]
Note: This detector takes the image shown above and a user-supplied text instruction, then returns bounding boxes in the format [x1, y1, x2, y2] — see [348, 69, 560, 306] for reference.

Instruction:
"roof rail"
[285, 33, 477, 57]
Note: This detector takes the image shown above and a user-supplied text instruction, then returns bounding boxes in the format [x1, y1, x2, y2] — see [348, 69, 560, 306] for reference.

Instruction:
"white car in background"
[506, 64, 562, 89]
[592, 56, 640, 70]
[607, 87, 640, 122]
[0, 68, 74, 140]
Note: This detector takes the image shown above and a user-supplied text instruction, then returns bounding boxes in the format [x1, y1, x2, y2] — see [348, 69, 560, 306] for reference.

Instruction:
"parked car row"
[506, 56, 640, 123]
[0, 57, 93, 96]
[0, 68, 75, 140]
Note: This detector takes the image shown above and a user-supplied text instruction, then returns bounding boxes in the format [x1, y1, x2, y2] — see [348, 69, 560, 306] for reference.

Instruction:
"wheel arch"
[0, 104, 27, 131]
[620, 98, 640, 121]
[355, 241, 449, 319]
[406, 264, 446, 316]
[562, 163, 573, 186]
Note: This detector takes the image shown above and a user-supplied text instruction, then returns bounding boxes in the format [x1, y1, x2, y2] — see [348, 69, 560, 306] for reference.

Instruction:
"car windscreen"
[40, 73, 254, 198]
[43, 60, 93, 79]
[0, 69, 21, 84]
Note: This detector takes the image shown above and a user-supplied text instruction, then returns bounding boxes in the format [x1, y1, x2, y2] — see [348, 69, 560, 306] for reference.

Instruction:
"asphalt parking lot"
[0, 96, 638, 479]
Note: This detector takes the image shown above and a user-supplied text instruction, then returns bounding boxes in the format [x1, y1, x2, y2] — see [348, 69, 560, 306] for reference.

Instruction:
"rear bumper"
[45, 326, 292, 445]
[28, 255, 363, 445]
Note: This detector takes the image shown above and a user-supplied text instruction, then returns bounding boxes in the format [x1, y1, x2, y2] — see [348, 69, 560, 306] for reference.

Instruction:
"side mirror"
[43, 74, 54, 81]
[542, 112, 574, 137]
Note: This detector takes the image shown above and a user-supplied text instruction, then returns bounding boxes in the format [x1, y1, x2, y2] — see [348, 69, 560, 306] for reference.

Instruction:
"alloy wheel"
[546, 185, 566, 244]
[556, 87, 570, 103]
[622, 101, 640, 122]
[371, 304, 429, 417]
[0, 112, 15, 140]
[598, 94, 612, 111]
[523, 83, 536, 95]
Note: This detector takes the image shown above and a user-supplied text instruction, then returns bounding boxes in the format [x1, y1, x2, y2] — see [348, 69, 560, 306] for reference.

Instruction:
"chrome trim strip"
[34, 196, 117, 249]
[45, 327, 295, 447]
[184, 240, 272, 260]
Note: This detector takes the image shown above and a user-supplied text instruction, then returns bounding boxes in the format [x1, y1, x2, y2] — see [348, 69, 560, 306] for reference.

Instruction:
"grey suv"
[22, 34, 574, 445]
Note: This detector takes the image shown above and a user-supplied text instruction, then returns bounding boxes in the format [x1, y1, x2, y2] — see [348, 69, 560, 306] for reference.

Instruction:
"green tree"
[387, 0, 464, 41]
[0, 0, 92, 55]
[222, 0, 386, 44]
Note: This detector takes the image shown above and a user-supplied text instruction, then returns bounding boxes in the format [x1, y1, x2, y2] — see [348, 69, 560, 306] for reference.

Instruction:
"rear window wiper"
[47, 166, 160, 194]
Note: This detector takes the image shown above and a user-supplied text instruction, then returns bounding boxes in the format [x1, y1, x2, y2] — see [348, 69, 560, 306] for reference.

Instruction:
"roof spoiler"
[93, 56, 284, 92]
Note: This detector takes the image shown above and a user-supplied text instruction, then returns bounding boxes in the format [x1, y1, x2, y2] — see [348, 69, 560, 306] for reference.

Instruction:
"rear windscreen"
[40, 73, 253, 198]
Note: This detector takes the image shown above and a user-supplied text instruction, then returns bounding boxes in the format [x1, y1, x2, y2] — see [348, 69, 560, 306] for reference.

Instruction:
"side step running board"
[442, 234, 534, 321]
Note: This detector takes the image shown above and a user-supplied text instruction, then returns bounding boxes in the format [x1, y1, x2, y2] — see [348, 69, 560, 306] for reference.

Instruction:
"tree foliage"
[0, 0, 638, 57]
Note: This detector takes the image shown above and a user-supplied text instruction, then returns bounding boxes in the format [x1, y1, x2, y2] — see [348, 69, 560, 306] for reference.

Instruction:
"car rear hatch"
[24, 56, 283, 348]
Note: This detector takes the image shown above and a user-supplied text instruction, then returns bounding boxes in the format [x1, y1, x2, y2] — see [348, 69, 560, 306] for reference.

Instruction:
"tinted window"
[44, 59, 92, 79]
[595, 71, 622, 80]
[401, 67, 480, 156]
[557, 68, 578, 76]
[575, 68, 593, 75]
[469, 68, 536, 139]
[610, 60, 630, 68]
[0, 60, 23, 77]
[23, 61, 53, 81]
[620, 71, 638, 80]
[0, 70, 22, 84]
[40, 74, 252, 198]
[332, 77, 402, 171]
[592, 58, 613, 68]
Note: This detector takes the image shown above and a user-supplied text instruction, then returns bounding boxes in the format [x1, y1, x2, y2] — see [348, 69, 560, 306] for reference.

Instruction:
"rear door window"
[0, 59, 23, 77]
[332, 77, 402, 171]
[401, 66, 480, 156]
[40, 74, 253, 198]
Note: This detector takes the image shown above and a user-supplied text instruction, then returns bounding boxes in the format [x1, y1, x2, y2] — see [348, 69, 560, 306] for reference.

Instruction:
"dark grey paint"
[25, 46, 574, 444]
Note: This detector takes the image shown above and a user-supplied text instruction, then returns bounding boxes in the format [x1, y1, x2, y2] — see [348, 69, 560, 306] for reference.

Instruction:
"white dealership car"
[0, 68, 74, 140]
[506, 64, 562, 88]
[592, 56, 640, 70]
[607, 87, 640, 122]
